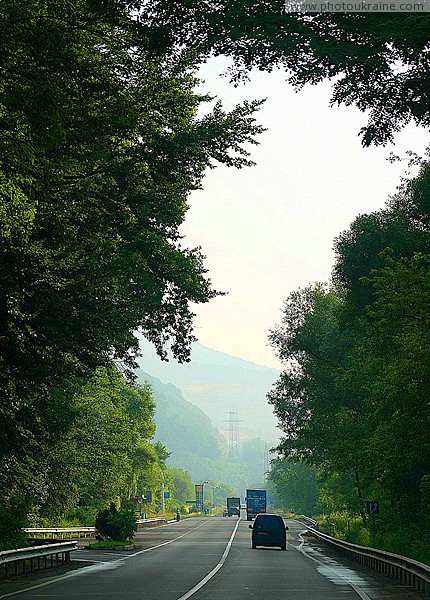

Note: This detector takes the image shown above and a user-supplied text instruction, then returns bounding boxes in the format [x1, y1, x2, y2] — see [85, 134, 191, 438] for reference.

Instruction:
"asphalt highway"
[0, 516, 428, 600]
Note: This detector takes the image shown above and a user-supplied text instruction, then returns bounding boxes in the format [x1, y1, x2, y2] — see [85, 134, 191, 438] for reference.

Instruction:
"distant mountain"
[136, 339, 280, 445]
[136, 370, 225, 461]
[135, 370, 264, 494]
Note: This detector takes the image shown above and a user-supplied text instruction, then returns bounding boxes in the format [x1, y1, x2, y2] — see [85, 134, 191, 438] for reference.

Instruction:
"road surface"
[1, 517, 428, 599]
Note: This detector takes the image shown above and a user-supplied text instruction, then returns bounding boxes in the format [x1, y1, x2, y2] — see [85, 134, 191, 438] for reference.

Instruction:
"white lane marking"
[176, 517, 241, 600]
[296, 533, 373, 600]
[0, 520, 212, 599]
[0, 569, 92, 599]
[129, 520, 210, 557]
[72, 559, 107, 563]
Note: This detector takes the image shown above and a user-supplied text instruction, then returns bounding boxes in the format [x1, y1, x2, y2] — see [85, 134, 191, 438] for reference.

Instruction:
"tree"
[0, 365, 159, 545]
[364, 251, 430, 518]
[0, 494, 30, 551]
[268, 284, 373, 523]
[154, 442, 171, 466]
[333, 210, 430, 317]
[269, 457, 319, 515]
[36, 367, 158, 523]
[332, 161, 430, 518]
[168, 468, 195, 507]
[271, 160, 430, 553]
[0, 1, 265, 534]
[332, 162, 430, 553]
[143, 2, 430, 145]
[0, 2, 264, 374]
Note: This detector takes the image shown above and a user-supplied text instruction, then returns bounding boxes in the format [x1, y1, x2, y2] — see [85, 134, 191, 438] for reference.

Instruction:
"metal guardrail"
[299, 518, 430, 594]
[299, 515, 318, 527]
[26, 518, 172, 538]
[137, 517, 167, 528]
[24, 517, 169, 544]
[25, 527, 96, 539]
[0, 518, 171, 579]
[0, 541, 78, 578]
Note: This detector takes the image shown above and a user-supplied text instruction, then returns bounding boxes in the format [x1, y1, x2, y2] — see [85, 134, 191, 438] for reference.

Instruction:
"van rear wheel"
[252, 543, 257, 549]
[280, 544, 286, 551]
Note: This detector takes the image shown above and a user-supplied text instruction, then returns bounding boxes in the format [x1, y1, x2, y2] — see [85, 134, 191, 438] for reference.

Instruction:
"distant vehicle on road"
[249, 514, 288, 550]
[245, 489, 266, 521]
[222, 509, 228, 517]
[226, 497, 241, 517]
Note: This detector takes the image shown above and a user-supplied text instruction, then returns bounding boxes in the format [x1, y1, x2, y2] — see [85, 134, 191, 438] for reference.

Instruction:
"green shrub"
[317, 511, 370, 545]
[0, 498, 30, 551]
[374, 523, 430, 566]
[318, 511, 348, 538]
[316, 512, 429, 565]
[95, 502, 137, 542]
[348, 518, 370, 546]
[63, 507, 97, 526]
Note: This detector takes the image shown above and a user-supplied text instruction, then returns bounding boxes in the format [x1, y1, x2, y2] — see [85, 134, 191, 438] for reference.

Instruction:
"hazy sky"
[179, 57, 430, 369]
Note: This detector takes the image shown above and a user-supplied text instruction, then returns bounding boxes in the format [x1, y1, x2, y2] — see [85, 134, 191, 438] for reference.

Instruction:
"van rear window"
[255, 515, 284, 529]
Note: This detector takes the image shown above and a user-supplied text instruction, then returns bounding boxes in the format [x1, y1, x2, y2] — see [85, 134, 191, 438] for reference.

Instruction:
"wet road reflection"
[294, 531, 430, 600]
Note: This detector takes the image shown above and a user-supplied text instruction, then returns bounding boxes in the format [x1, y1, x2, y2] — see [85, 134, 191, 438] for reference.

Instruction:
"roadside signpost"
[195, 484, 204, 512]
[366, 500, 380, 515]
[366, 500, 380, 538]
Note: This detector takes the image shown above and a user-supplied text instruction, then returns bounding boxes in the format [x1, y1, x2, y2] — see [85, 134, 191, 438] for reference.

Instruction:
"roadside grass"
[145, 511, 203, 520]
[88, 540, 132, 548]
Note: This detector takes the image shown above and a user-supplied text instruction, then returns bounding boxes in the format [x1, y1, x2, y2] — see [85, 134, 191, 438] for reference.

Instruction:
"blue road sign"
[366, 500, 380, 515]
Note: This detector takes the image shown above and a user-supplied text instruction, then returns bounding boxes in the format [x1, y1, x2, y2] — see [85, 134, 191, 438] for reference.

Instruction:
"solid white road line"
[176, 517, 242, 600]
[129, 519, 210, 557]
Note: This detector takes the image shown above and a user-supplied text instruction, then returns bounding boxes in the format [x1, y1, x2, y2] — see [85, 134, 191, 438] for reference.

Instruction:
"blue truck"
[246, 489, 267, 521]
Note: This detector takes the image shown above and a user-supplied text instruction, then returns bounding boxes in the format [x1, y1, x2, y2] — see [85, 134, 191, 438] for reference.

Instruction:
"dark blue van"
[249, 514, 288, 550]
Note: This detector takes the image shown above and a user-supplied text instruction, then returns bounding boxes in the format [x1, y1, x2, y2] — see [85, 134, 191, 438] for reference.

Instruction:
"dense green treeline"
[268, 161, 430, 563]
[0, 0, 264, 547]
[0, 364, 200, 549]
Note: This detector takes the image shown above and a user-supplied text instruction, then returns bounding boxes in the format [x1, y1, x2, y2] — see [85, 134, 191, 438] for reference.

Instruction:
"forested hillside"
[136, 370, 269, 494]
[136, 370, 225, 461]
[137, 339, 279, 444]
